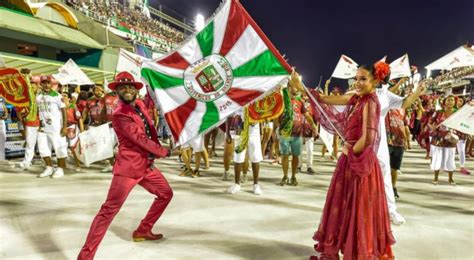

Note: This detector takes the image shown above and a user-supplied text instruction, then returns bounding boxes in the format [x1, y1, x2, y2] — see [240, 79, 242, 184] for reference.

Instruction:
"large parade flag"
[389, 54, 411, 80]
[331, 54, 358, 79]
[141, 0, 291, 145]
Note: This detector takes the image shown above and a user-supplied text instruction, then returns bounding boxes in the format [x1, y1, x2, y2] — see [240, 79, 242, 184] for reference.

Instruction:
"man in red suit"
[78, 72, 173, 260]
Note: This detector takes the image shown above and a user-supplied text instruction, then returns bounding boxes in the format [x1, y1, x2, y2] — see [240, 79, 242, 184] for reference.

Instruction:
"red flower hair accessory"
[373, 61, 390, 82]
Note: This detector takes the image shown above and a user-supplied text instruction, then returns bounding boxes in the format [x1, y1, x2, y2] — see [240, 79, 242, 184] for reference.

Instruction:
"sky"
[152, 0, 474, 88]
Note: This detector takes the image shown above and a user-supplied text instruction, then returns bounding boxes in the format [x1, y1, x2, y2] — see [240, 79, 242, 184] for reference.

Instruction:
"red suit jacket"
[112, 100, 169, 179]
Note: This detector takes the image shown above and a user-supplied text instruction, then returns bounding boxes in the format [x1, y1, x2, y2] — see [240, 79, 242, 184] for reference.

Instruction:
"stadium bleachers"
[65, 0, 187, 53]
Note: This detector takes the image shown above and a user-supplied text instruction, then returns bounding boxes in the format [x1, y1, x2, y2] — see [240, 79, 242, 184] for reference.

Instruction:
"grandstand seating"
[65, 0, 186, 53]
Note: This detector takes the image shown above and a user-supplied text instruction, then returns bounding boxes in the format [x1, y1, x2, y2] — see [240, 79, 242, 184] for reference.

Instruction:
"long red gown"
[309, 92, 395, 259]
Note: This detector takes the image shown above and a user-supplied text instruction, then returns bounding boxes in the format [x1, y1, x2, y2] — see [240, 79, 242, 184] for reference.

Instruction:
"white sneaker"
[253, 184, 262, 195]
[227, 183, 241, 194]
[390, 211, 406, 225]
[38, 166, 54, 178]
[101, 165, 113, 172]
[75, 167, 82, 172]
[52, 168, 64, 178]
[19, 161, 30, 170]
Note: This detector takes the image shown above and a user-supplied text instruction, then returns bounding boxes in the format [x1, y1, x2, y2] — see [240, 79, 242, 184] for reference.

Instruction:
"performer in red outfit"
[78, 72, 173, 260]
[83, 85, 105, 127]
[103, 91, 120, 123]
[290, 62, 395, 259]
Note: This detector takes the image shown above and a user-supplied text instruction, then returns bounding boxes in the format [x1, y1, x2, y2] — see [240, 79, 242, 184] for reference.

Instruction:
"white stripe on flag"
[232, 76, 287, 92]
[213, 94, 242, 120]
[179, 101, 207, 145]
[178, 37, 204, 65]
[143, 61, 184, 78]
[153, 86, 189, 114]
[212, 0, 231, 54]
[225, 25, 268, 69]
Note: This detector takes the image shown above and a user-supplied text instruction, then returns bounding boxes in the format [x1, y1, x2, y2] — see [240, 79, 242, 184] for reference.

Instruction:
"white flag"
[441, 105, 474, 135]
[53, 59, 94, 85]
[426, 45, 474, 71]
[116, 48, 149, 95]
[389, 54, 411, 80]
[331, 55, 358, 79]
[76, 123, 114, 167]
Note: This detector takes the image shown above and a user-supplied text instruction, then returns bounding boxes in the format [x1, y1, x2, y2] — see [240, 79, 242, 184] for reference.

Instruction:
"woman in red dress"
[292, 61, 395, 259]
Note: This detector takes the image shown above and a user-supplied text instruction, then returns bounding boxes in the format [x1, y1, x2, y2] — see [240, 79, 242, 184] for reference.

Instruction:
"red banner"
[248, 91, 284, 123]
[0, 68, 29, 107]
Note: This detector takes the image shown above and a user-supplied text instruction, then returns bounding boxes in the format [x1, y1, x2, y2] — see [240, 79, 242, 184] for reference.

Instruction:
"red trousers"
[78, 167, 173, 260]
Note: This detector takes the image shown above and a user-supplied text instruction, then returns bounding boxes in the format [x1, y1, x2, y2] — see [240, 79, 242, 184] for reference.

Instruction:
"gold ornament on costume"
[0, 68, 30, 106]
[248, 90, 284, 123]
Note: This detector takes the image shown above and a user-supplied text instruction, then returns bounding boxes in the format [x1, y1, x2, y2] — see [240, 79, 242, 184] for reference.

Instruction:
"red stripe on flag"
[226, 87, 263, 106]
[157, 52, 190, 70]
[235, 1, 292, 73]
[219, 1, 250, 56]
[164, 98, 197, 141]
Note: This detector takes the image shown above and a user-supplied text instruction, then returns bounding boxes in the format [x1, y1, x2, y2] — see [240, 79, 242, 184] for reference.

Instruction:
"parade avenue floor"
[1, 141, 473, 260]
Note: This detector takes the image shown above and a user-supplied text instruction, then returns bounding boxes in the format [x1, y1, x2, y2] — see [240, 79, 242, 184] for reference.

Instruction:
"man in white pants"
[0, 97, 8, 161]
[227, 109, 263, 195]
[19, 70, 40, 169]
[376, 79, 425, 225]
[299, 96, 318, 174]
[36, 76, 68, 178]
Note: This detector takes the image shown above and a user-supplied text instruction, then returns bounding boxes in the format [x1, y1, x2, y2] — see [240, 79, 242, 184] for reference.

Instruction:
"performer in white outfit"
[36, 76, 68, 178]
[18, 70, 40, 170]
[227, 108, 263, 195]
[375, 79, 425, 225]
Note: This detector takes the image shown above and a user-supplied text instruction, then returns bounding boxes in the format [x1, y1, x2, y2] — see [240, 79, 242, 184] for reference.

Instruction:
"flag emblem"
[184, 54, 233, 102]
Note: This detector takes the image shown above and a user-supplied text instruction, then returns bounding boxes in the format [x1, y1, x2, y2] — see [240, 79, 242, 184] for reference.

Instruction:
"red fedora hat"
[108, 71, 143, 91]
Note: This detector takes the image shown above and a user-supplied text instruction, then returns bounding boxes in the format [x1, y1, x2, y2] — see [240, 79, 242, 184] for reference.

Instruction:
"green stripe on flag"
[141, 68, 184, 89]
[232, 50, 288, 77]
[196, 22, 214, 57]
[199, 102, 219, 133]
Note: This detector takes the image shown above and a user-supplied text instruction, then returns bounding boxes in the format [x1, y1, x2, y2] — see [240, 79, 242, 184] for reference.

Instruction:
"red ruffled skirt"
[312, 149, 395, 259]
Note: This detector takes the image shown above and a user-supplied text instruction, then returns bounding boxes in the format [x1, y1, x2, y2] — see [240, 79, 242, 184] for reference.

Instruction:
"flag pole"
[302, 84, 346, 142]
[317, 75, 322, 89]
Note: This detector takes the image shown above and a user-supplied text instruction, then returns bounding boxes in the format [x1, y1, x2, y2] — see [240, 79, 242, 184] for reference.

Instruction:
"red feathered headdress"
[373, 61, 390, 82]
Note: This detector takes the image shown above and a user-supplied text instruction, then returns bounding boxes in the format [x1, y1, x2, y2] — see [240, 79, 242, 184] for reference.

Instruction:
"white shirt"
[376, 87, 404, 165]
[37, 91, 65, 133]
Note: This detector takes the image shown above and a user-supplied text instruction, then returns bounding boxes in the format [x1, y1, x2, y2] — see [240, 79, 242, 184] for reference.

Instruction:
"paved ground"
[0, 140, 473, 260]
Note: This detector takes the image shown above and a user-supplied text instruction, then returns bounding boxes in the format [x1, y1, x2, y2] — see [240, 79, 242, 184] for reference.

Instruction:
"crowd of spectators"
[66, 0, 187, 53]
